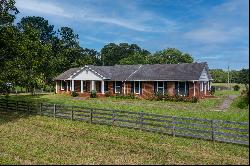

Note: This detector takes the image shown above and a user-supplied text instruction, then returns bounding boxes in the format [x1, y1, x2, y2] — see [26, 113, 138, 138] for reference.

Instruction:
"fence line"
[0, 98, 248, 146]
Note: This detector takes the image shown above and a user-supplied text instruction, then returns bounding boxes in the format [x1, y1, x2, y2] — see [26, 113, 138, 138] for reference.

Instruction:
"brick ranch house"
[54, 62, 213, 98]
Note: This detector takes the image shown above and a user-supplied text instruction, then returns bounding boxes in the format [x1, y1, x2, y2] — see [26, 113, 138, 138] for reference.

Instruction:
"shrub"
[129, 93, 135, 99]
[114, 93, 136, 99]
[233, 85, 240, 91]
[90, 90, 97, 98]
[71, 91, 78, 97]
[190, 96, 199, 103]
[210, 86, 215, 95]
[154, 92, 164, 101]
[105, 91, 112, 97]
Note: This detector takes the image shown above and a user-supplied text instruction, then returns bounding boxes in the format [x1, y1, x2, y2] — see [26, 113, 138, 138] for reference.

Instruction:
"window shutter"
[186, 82, 189, 96]
[140, 81, 143, 95]
[113, 82, 115, 93]
[175, 81, 178, 95]
[164, 81, 167, 94]
[154, 81, 157, 93]
[131, 81, 134, 93]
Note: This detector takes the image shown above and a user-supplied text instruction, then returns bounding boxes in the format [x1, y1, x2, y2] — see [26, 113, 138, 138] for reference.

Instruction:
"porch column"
[101, 80, 105, 94]
[66, 81, 69, 92]
[81, 80, 83, 93]
[193, 81, 196, 97]
[123, 82, 126, 95]
[72, 80, 74, 91]
[184, 82, 187, 96]
[91, 81, 95, 91]
[204, 82, 207, 95]
[55, 81, 58, 93]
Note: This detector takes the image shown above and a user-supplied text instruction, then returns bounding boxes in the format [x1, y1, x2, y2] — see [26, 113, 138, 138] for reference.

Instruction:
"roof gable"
[71, 68, 103, 80]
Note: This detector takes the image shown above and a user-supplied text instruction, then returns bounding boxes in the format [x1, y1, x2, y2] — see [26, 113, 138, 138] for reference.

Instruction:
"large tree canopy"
[151, 48, 194, 64]
[0, 0, 19, 27]
[101, 43, 150, 65]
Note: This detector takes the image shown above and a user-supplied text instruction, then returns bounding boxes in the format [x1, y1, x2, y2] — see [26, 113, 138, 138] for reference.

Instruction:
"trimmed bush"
[190, 96, 199, 103]
[71, 91, 78, 97]
[114, 93, 136, 99]
[90, 90, 97, 98]
[233, 85, 240, 91]
[105, 91, 112, 97]
[210, 86, 215, 95]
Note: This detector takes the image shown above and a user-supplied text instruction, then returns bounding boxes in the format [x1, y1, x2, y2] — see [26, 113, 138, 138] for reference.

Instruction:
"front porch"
[56, 80, 106, 95]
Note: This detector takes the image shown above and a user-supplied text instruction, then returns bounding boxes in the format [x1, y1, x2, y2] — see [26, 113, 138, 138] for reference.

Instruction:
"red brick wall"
[167, 82, 175, 96]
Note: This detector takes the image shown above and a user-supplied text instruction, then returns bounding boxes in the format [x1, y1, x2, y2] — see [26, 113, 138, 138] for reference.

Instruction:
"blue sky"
[15, 0, 249, 70]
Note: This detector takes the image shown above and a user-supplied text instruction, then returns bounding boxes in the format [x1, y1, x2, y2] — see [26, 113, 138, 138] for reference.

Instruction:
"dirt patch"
[218, 95, 238, 110]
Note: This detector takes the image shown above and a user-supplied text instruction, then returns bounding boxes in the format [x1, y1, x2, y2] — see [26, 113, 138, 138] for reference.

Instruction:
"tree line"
[210, 69, 249, 84]
[0, 0, 248, 94]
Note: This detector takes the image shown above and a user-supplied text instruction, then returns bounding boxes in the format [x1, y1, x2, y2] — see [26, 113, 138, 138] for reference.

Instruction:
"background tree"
[101, 43, 150, 65]
[150, 48, 194, 64]
[17, 16, 55, 43]
[0, 0, 19, 27]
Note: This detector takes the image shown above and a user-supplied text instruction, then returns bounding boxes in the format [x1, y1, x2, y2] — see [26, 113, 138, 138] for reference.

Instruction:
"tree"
[209, 69, 228, 83]
[17, 16, 55, 43]
[119, 52, 149, 65]
[236, 68, 249, 85]
[0, 0, 19, 27]
[151, 48, 193, 64]
[101, 43, 150, 65]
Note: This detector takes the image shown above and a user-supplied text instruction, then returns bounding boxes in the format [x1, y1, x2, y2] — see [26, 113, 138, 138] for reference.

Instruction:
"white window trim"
[157, 81, 164, 94]
[134, 81, 141, 94]
[61, 80, 64, 90]
[115, 81, 121, 94]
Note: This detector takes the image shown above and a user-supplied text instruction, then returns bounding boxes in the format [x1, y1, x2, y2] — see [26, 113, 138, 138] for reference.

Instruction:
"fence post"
[53, 104, 56, 118]
[6, 99, 8, 111]
[140, 111, 144, 130]
[172, 116, 176, 136]
[27, 102, 31, 114]
[71, 108, 74, 121]
[16, 101, 18, 112]
[211, 120, 215, 142]
[90, 109, 93, 124]
[112, 110, 116, 126]
[40, 103, 43, 115]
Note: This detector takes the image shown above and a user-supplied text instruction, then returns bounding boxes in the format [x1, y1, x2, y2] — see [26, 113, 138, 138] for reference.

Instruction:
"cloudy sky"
[15, 0, 249, 70]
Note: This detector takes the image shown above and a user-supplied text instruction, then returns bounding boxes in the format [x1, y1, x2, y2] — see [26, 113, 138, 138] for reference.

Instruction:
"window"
[61, 80, 66, 90]
[134, 81, 140, 94]
[104, 82, 109, 92]
[115, 81, 122, 93]
[157, 81, 164, 94]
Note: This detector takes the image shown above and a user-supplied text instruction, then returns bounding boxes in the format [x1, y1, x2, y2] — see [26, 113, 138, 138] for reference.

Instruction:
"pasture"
[0, 111, 248, 165]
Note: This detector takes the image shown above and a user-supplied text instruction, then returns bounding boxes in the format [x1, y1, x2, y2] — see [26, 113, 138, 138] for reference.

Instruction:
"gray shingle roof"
[53, 67, 81, 80]
[54, 62, 213, 81]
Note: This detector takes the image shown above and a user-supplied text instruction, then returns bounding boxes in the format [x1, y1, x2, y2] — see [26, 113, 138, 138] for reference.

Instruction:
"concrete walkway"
[218, 95, 238, 110]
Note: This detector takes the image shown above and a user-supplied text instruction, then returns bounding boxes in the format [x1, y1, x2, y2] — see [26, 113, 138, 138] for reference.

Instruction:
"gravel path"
[218, 95, 238, 110]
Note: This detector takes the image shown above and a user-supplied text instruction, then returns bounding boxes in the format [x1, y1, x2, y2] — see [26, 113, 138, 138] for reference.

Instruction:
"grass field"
[0, 111, 248, 165]
[0, 89, 248, 122]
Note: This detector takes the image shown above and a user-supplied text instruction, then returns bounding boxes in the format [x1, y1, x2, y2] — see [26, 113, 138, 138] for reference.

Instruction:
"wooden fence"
[0, 99, 248, 146]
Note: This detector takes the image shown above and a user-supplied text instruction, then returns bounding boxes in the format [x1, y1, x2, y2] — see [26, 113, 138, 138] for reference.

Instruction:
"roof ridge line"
[124, 64, 142, 81]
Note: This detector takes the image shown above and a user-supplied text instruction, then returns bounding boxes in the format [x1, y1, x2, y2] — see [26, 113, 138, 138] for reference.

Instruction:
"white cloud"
[15, 0, 177, 33]
[16, 0, 72, 18]
[184, 27, 245, 44]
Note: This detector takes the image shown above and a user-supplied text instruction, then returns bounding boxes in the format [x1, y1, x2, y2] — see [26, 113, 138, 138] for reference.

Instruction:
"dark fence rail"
[0, 99, 248, 146]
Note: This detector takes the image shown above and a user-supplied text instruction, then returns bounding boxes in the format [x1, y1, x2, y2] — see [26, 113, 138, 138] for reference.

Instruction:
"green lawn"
[212, 83, 247, 90]
[0, 111, 248, 165]
[0, 89, 248, 122]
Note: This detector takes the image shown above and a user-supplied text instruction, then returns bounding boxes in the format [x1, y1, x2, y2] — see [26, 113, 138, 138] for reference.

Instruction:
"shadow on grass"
[0, 111, 35, 125]
[0, 94, 51, 125]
